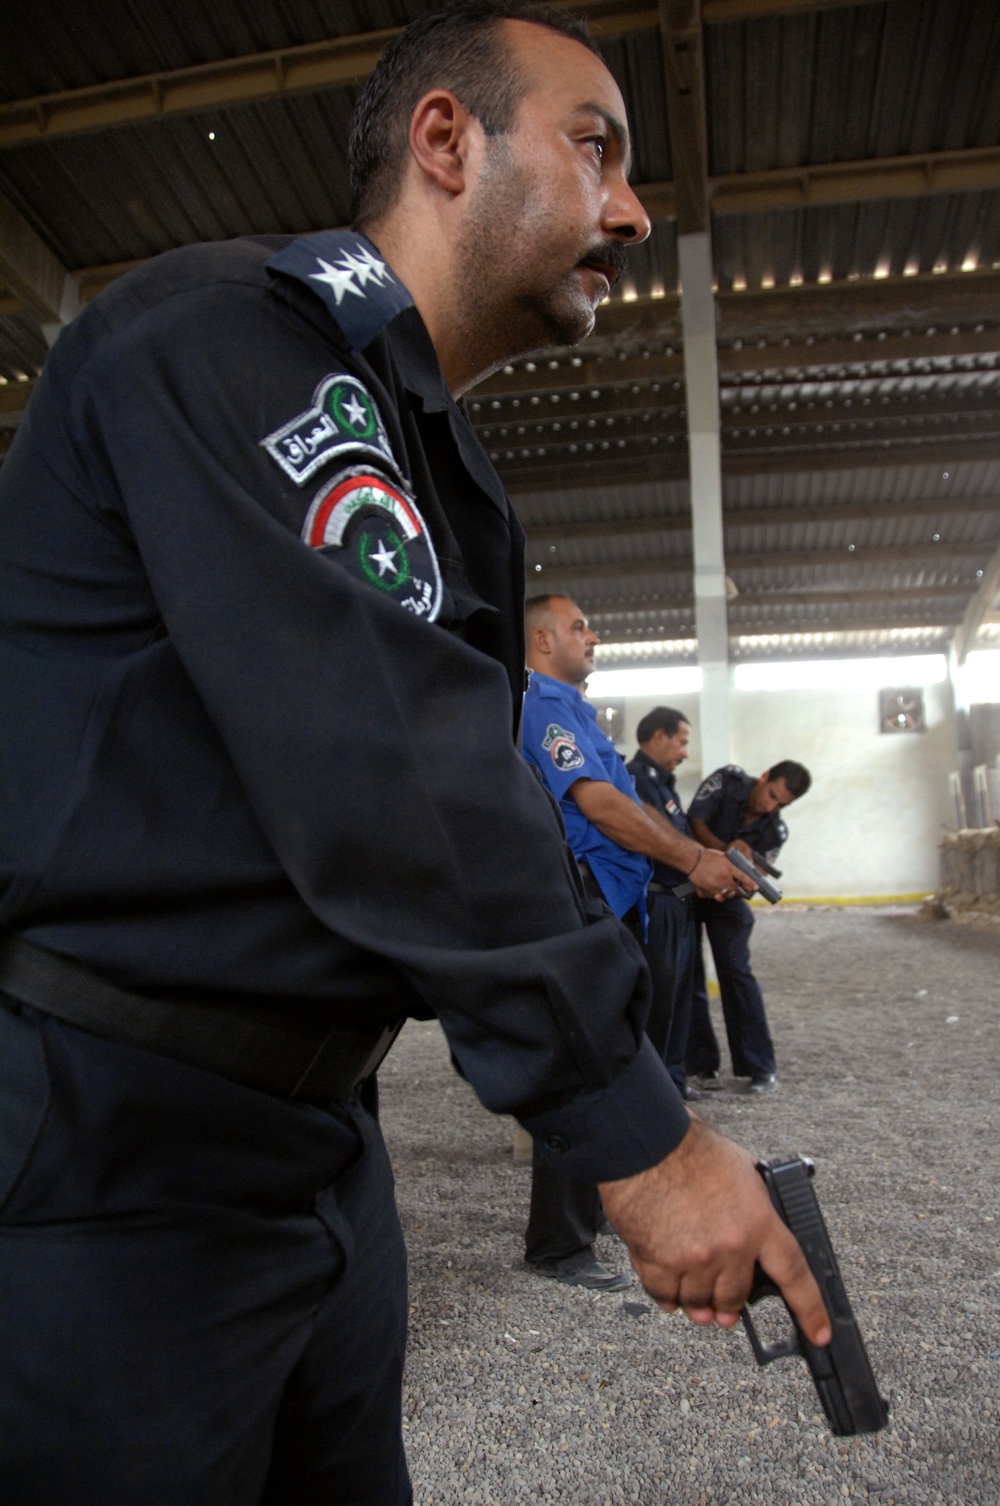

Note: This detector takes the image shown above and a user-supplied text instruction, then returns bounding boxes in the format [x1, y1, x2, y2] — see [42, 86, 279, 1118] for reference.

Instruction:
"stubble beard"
[451, 144, 598, 372]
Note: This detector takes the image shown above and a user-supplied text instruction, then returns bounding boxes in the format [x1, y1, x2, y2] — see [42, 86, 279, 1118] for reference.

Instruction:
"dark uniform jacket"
[687, 765, 788, 864]
[0, 231, 685, 1180]
[625, 750, 693, 887]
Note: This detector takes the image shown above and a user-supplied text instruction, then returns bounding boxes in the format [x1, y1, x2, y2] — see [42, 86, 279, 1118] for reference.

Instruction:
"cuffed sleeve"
[519, 1034, 690, 1183]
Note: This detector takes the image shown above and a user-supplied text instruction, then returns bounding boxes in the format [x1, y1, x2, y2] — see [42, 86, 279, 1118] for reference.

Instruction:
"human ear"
[407, 89, 475, 196]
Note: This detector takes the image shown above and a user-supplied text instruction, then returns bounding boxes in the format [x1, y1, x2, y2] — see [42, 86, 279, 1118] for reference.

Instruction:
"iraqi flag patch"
[302, 467, 443, 621]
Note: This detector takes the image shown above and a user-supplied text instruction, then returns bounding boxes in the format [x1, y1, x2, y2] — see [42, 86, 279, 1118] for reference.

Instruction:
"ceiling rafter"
[500, 436, 1000, 491]
[471, 329, 1000, 402]
[524, 494, 1000, 544]
[556, 584, 978, 614]
[529, 538, 993, 585]
[0, 0, 895, 148]
[0, 192, 78, 329]
[951, 539, 1000, 664]
[591, 614, 959, 645]
[478, 395, 1000, 446]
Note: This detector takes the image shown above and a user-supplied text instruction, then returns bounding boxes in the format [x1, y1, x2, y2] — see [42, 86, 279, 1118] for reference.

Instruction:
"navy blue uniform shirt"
[0, 232, 687, 1180]
[522, 673, 651, 921]
[687, 765, 788, 863]
[626, 750, 693, 887]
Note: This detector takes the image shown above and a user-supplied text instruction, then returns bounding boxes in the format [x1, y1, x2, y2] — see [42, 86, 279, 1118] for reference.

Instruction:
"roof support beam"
[0, 0, 892, 147]
[591, 613, 958, 644]
[524, 494, 1000, 544]
[951, 540, 1000, 665]
[0, 192, 79, 339]
[497, 436, 1000, 491]
[709, 145, 1000, 216]
[661, 0, 731, 764]
[473, 324, 1000, 403]
[660, 0, 709, 235]
[579, 584, 977, 611]
[529, 538, 993, 584]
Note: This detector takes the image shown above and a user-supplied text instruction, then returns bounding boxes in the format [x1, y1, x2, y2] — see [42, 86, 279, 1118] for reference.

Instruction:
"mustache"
[581, 240, 630, 288]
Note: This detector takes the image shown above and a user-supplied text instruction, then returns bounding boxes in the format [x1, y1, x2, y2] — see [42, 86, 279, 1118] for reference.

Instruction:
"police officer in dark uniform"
[626, 707, 701, 1101]
[0, 8, 829, 1502]
[685, 761, 812, 1095]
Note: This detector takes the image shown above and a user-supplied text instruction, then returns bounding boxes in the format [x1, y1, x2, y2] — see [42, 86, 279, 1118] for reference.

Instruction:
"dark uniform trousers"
[642, 889, 698, 1094]
[524, 903, 644, 1263]
[686, 897, 776, 1080]
[524, 894, 696, 1259]
[0, 997, 411, 1506]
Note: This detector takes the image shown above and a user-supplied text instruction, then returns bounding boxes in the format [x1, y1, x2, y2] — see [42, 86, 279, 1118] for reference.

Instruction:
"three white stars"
[368, 538, 399, 577]
[309, 246, 393, 305]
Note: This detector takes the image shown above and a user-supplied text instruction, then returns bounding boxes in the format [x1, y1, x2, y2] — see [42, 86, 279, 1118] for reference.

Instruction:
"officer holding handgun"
[686, 762, 812, 1094]
[626, 707, 701, 1101]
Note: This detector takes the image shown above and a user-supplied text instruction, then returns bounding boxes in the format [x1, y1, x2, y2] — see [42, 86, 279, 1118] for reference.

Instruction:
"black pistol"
[725, 845, 783, 904]
[743, 1155, 890, 1436]
[750, 850, 782, 880]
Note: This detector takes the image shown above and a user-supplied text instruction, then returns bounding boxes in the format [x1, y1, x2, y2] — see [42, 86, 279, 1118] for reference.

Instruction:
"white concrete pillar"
[677, 229, 729, 771]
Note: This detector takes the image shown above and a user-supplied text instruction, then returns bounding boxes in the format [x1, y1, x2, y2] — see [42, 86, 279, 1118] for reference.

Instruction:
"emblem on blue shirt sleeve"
[262, 375, 401, 486]
[541, 723, 585, 772]
[302, 467, 442, 621]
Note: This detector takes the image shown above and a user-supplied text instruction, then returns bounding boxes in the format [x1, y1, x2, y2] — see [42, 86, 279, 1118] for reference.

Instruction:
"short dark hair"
[524, 592, 568, 632]
[636, 707, 690, 744]
[768, 760, 812, 799]
[349, 2, 599, 228]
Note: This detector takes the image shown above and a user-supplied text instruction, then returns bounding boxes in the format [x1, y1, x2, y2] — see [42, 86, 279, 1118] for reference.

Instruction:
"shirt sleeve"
[65, 280, 688, 1181]
[522, 690, 609, 802]
[688, 767, 726, 826]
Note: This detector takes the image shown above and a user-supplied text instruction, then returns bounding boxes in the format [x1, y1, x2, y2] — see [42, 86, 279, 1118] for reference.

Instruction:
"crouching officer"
[626, 708, 701, 1101]
[686, 762, 812, 1094]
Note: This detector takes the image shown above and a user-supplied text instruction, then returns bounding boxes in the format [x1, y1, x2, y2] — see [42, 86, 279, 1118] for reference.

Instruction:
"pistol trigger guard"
[746, 1269, 781, 1305]
[741, 1307, 803, 1368]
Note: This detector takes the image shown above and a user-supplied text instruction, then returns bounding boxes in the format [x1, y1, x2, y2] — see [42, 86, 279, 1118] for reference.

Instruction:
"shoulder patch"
[262, 374, 400, 487]
[541, 723, 585, 773]
[266, 231, 413, 351]
[303, 467, 442, 621]
[694, 770, 724, 801]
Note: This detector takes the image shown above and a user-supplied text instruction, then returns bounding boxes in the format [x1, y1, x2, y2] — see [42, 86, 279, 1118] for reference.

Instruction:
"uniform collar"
[528, 671, 587, 704]
[632, 748, 680, 788]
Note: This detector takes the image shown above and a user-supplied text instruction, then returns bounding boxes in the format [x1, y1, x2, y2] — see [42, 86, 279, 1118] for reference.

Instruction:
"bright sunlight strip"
[586, 666, 703, 698]
[733, 655, 948, 691]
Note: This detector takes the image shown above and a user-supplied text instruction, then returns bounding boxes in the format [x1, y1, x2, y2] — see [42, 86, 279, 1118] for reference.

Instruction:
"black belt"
[647, 880, 695, 900]
[0, 935, 402, 1102]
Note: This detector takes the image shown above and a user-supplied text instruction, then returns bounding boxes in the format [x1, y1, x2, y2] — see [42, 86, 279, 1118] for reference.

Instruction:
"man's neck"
[361, 216, 508, 398]
[528, 666, 581, 691]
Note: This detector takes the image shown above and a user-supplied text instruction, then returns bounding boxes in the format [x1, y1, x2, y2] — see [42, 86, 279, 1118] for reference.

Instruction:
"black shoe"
[693, 1071, 723, 1091]
[748, 1072, 778, 1094]
[681, 1083, 704, 1102]
[525, 1250, 632, 1292]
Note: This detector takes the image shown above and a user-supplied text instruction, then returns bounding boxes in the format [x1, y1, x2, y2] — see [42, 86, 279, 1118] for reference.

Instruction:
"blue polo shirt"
[522, 673, 652, 921]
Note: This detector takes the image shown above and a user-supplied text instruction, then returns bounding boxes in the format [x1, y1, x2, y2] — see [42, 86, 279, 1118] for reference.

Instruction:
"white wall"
[599, 677, 958, 898]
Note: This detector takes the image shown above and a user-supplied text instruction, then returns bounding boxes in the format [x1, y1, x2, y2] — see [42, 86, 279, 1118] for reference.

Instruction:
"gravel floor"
[378, 907, 1000, 1506]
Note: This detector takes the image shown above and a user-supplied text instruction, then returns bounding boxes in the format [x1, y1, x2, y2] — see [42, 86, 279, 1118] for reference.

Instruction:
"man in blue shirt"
[627, 708, 701, 1102]
[520, 597, 749, 1288]
[686, 762, 812, 1095]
